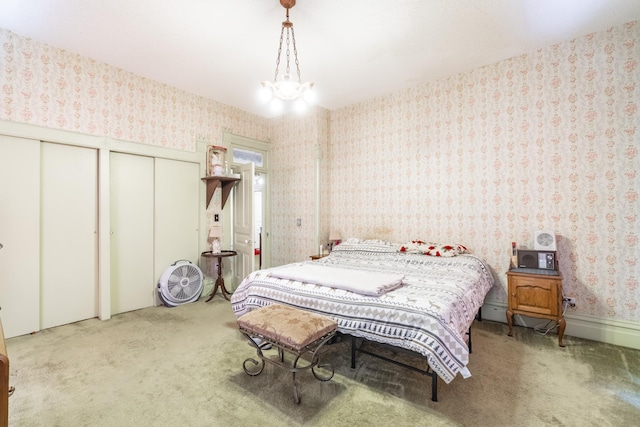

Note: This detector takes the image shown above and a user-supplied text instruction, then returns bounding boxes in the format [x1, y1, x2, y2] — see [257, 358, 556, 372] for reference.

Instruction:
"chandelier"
[260, 0, 315, 113]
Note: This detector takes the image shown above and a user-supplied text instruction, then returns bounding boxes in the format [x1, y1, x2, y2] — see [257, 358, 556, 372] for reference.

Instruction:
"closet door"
[110, 152, 155, 315]
[0, 135, 40, 338]
[40, 142, 98, 329]
[154, 158, 200, 290]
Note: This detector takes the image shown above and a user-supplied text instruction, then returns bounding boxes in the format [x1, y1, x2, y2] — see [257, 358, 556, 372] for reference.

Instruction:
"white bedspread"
[269, 264, 404, 296]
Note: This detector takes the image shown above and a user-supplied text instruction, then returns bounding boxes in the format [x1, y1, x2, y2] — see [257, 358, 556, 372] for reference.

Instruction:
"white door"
[0, 135, 40, 338]
[233, 162, 255, 286]
[40, 142, 98, 329]
[154, 158, 200, 298]
[110, 152, 155, 315]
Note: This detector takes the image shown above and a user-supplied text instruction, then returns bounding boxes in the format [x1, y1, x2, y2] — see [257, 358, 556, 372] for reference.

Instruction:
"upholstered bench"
[237, 304, 338, 404]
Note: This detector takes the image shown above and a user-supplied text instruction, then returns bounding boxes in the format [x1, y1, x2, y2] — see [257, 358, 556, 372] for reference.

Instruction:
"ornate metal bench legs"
[240, 331, 335, 404]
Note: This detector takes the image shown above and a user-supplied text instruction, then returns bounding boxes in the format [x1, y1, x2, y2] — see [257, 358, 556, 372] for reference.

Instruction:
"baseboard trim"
[481, 300, 640, 350]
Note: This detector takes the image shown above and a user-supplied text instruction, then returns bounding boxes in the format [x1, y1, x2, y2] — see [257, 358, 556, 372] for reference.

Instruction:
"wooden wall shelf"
[201, 176, 240, 209]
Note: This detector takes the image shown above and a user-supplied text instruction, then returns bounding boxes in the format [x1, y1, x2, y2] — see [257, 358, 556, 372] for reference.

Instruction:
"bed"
[231, 238, 495, 400]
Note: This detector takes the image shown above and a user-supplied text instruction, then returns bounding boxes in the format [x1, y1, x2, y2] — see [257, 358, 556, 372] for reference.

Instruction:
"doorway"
[221, 132, 270, 287]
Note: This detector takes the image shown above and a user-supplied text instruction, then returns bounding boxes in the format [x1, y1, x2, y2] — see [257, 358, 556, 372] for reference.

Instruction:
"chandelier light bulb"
[279, 74, 296, 98]
[270, 97, 284, 113]
[293, 98, 307, 114]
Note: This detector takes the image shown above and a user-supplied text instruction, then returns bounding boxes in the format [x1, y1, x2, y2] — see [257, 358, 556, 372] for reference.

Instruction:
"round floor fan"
[157, 260, 204, 307]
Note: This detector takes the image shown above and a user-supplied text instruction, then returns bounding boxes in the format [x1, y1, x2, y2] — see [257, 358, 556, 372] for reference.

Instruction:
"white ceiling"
[1, 0, 639, 118]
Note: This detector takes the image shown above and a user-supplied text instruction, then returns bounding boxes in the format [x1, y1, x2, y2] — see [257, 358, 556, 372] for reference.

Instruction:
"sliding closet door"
[40, 142, 98, 329]
[154, 158, 200, 288]
[110, 152, 155, 315]
[0, 135, 40, 338]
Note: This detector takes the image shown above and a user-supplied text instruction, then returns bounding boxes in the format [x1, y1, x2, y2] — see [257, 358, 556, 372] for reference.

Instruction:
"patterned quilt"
[231, 240, 495, 383]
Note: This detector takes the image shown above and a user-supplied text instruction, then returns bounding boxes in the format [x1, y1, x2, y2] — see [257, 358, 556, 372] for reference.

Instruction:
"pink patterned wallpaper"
[1, 21, 639, 324]
[269, 109, 330, 267]
[0, 28, 271, 149]
[326, 22, 639, 322]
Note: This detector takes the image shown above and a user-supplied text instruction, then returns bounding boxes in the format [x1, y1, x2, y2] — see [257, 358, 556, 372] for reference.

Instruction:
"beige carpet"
[5, 299, 639, 426]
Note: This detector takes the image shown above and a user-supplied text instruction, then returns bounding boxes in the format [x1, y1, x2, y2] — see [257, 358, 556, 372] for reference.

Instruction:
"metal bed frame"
[347, 307, 481, 402]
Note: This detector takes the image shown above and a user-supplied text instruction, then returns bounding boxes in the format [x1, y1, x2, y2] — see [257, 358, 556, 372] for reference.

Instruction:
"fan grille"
[167, 265, 202, 300]
[158, 261, 204, 307]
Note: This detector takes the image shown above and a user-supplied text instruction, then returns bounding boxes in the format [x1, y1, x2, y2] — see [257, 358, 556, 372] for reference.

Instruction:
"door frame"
[232, 162, 255, 287]
[221, 132, 271, 272]
[0, 120, 206, 322]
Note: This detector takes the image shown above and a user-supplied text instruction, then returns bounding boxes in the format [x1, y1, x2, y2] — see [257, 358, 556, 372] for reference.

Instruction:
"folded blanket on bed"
[268, 264, 404, 296]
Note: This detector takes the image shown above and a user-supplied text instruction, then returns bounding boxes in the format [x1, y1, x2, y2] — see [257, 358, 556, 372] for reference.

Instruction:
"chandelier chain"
[274, 25, 285, 81]
[284, 7, 291, 77]
[285, 28, 291, 75]
[290, 27, 301, 82]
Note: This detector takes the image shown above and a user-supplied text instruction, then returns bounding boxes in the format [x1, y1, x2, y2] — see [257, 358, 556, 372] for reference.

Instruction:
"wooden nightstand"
[506, 269, 565, 347]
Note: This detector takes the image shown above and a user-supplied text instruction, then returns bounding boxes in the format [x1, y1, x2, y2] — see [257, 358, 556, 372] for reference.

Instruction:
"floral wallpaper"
[269, 108, 330, 267]
[0, 26, 270, 240]
[1, 20, 639, 326]
[267, 21, 639, 325]
[326, 22, 639, 322]
[0, 28, 270, 150]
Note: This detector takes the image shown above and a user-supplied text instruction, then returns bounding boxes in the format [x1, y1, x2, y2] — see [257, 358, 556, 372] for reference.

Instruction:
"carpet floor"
[5, 298, 640, 426]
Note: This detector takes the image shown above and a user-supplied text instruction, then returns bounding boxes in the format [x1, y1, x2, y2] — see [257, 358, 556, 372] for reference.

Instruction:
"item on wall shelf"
[209, 225, 223, 254]
[207, 145, 227, 177]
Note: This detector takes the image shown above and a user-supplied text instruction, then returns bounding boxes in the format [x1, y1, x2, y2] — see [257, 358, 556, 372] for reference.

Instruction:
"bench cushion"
[238, 304, 337, 351]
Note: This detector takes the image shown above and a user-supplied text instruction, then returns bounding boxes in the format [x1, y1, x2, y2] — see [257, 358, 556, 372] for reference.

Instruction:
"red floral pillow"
[400, 240, 468, 257]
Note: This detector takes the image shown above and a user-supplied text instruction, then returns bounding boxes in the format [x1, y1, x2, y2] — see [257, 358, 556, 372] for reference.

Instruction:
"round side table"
[201, 250, 237, 301]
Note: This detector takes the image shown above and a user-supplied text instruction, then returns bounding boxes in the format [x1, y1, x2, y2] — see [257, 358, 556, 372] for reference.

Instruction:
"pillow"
[341, 237, 392, 245]
[332, 238, 400, 254]
[400, 240, 468, 257]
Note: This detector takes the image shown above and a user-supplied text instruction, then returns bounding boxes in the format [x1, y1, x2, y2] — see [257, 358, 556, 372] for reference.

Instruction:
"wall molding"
[0, 120, 201, 162]
[481, 300, 640, 350]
